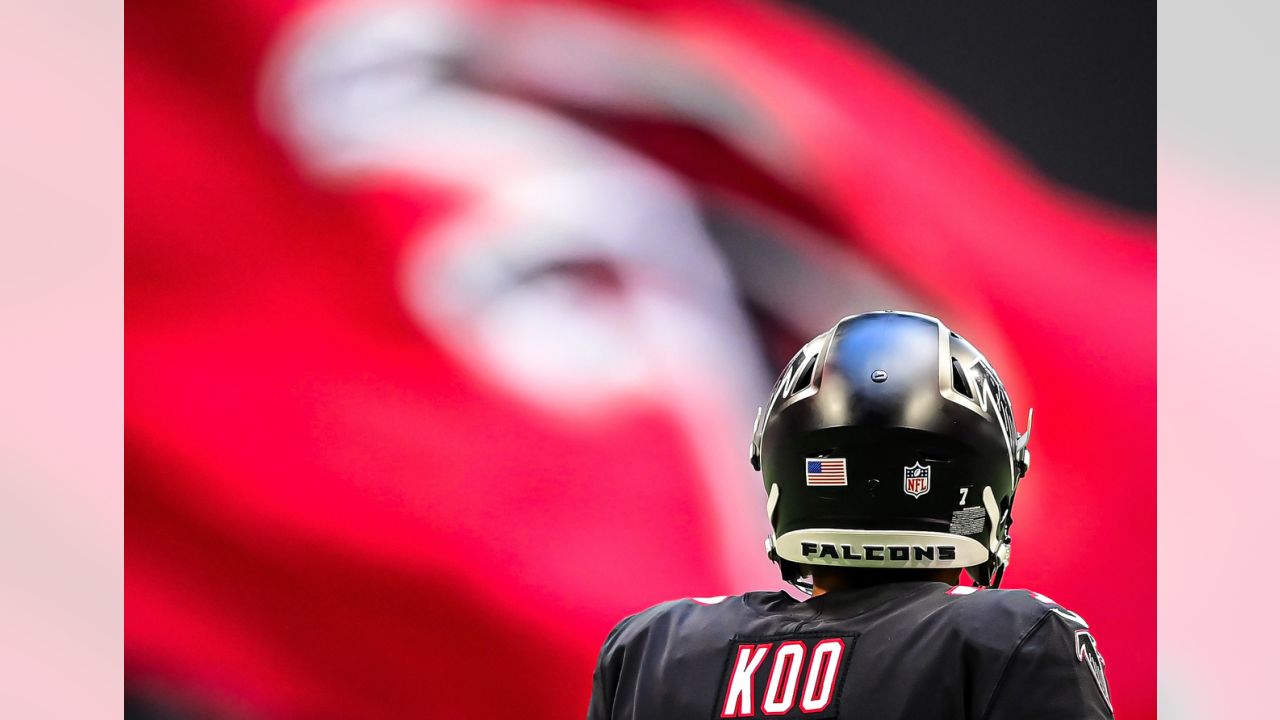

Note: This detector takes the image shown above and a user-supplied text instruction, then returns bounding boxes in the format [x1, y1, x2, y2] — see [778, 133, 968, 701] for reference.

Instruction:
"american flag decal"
[805, 458, 847, 486]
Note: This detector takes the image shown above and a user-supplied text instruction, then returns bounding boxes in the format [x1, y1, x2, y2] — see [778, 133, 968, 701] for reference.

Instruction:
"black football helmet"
[750, 311, 1032, 590]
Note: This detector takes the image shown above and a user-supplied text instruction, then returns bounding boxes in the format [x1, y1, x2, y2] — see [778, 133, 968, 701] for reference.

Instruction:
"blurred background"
[126, 1, 1154, 718]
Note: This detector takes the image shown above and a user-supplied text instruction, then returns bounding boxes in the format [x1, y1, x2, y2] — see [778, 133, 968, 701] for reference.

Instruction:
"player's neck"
[809, 567, 963, 597]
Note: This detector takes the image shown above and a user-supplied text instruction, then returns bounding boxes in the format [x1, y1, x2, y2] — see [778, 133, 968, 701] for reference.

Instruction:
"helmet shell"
[751, 311, 1028, 587]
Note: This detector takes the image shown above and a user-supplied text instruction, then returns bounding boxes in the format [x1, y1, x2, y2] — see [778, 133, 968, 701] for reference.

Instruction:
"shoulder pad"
[1017, 589, 1091, 628]
[609, 595, 741, 642]
[939, 587, 1092, 647]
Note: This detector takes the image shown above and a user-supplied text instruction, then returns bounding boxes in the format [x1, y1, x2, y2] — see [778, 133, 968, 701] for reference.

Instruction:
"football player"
[587, 311, 1112, 719]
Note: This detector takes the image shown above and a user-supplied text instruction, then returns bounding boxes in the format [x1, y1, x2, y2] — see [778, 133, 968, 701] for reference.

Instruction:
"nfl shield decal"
[903, 462, 931, 498]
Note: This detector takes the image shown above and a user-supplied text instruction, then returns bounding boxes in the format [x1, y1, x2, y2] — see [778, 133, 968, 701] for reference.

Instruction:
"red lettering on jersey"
[799, 639, 845, 713]
[761, 641, 805, 715]
[721, 643, 773, 717]
[720, 638, 848, 717]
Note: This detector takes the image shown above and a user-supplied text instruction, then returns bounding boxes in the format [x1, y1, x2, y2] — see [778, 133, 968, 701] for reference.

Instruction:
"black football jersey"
[587, 581, 1112, 720]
